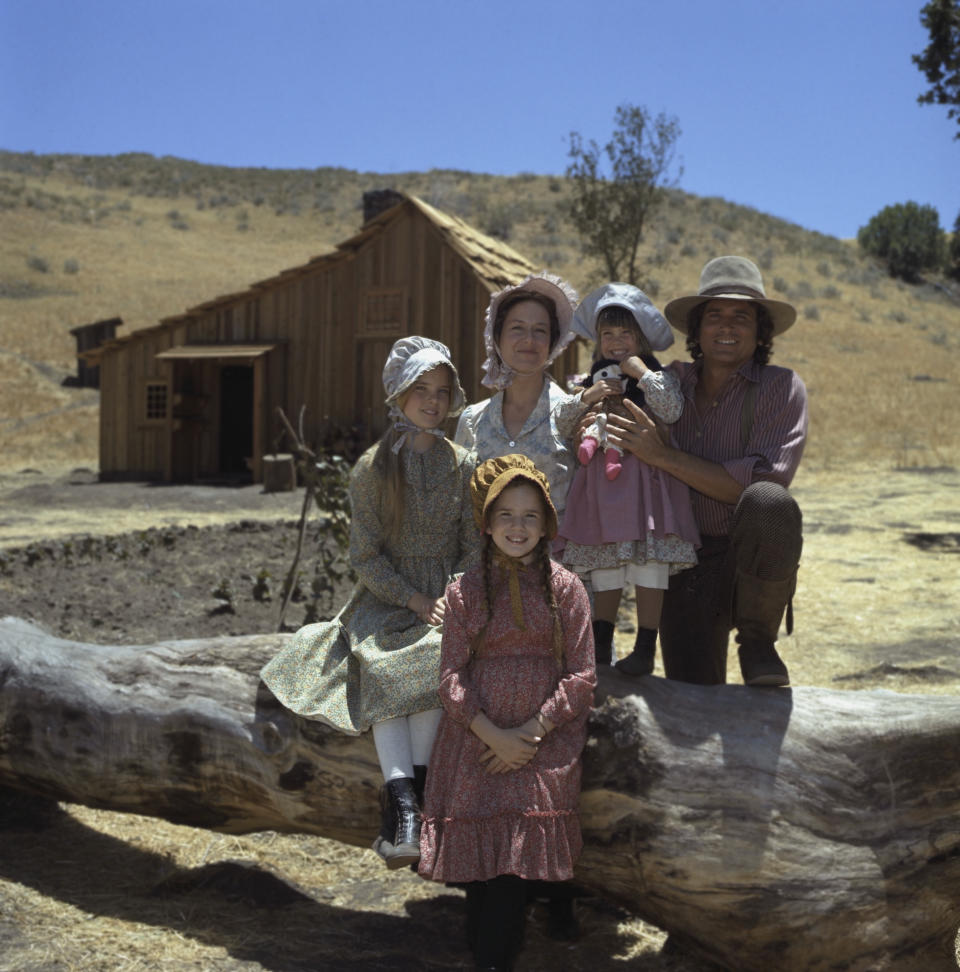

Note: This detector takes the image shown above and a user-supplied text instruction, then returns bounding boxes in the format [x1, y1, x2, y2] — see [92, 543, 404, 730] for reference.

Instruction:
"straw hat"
[664, 256, 797, 336]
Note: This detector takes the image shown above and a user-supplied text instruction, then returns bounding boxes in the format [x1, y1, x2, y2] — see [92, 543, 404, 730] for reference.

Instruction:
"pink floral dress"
[418, 559, 596, 884]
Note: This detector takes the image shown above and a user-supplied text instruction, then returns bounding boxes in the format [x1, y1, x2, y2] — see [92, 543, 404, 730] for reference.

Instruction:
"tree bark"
[1, 616, 958, 971]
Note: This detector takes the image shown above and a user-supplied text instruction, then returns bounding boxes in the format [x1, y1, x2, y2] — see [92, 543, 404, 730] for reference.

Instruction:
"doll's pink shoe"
[578, 436, 599, 465]
[605, 450, 622, 480]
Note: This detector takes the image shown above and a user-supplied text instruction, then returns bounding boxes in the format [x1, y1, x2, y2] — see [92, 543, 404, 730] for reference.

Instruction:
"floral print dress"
[259, 438, 477, 734]
[418, 559, 596, 883]
[455, 374, 584, 515]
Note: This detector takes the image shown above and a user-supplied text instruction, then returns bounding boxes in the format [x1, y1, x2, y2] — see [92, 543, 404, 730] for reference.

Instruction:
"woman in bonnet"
[455, 272, 583, 518]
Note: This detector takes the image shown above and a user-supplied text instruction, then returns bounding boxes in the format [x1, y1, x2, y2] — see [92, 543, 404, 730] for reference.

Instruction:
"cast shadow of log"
[0, 788, 649, 971]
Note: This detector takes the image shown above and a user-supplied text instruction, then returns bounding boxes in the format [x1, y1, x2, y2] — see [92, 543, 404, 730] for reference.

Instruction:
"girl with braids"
[419, 455, 596, 971]
[260, 337, 477, 871]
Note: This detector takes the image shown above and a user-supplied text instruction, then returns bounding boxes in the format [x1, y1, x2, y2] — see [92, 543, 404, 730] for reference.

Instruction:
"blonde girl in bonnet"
[455, 272, 586, 516]
[418, 454, 596, 971]
[260, 336, 477, 870]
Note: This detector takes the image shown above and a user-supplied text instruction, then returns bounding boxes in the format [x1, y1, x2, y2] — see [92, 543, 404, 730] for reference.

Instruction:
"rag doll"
[577, 354, 658, 480]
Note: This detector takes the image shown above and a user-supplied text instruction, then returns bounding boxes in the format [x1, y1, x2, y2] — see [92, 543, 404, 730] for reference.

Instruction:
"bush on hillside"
[948, 210, 960, 280]
[857, 201, 945, 282]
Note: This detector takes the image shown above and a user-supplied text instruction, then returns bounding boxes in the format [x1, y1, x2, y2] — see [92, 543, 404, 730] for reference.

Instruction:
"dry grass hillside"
[1, 149, 958, 475]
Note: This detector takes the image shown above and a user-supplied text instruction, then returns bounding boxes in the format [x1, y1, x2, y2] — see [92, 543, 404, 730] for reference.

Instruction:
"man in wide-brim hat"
[607, 255, 808, 687]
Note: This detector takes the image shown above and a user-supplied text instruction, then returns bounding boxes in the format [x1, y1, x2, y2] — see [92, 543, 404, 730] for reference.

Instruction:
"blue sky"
[1, 0, 955, 240]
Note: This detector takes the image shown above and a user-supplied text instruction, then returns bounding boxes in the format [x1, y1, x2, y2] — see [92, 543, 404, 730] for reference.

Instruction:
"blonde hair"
[373, 368, 456, 545]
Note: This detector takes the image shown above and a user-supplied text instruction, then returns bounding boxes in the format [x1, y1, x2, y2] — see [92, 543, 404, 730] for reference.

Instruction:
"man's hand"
[606, 398, 669, 465]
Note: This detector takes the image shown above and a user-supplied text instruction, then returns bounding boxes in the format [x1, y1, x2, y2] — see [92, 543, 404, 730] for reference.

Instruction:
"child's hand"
[619, 355, 649, 381]
[406, 593, 445, 625]
[478, 725, 540, 773]
[470, 713, 540, 773]
[581, 378, 622, 407]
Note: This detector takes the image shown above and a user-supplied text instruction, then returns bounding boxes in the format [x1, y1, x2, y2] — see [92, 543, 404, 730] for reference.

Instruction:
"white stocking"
[372, 717, 414, 782]
[408, 708, 443, 766]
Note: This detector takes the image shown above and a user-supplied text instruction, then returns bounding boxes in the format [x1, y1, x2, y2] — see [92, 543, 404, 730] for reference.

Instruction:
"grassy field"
[1, 151, 958, 970]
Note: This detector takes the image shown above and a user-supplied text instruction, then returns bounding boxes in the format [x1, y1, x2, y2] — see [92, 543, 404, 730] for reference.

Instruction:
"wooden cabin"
[69, 317, 122, 387]
[85, 192, 580, 483]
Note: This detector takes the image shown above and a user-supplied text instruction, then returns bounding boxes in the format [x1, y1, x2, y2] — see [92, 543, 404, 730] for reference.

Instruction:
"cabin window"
[144, 382, 169, 422]
[360, 287, 407, 337]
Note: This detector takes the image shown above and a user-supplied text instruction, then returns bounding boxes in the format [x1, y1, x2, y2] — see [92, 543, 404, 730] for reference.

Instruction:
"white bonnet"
[382, 336, 466, 417]
[481, 272, 579, 390]
[572, 282, 674, 351]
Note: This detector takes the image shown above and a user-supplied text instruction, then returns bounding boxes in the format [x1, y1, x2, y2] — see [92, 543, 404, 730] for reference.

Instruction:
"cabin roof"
[86, 194, 537, 363]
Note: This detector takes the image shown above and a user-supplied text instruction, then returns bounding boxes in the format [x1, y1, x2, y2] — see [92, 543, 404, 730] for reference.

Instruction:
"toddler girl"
[260, 336, 477, 869]
[419, 454, 596, 970]
[557, 283, 700, 675]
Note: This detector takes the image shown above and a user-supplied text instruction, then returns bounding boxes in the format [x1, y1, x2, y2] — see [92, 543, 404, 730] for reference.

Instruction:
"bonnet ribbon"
[389, 409, 446, 454]
[492, 547, 528, 630]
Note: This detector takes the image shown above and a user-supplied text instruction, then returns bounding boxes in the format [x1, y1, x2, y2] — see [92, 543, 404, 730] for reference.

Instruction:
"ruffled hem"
[418, 811, 582, 884]
[561, 536, 697, 575]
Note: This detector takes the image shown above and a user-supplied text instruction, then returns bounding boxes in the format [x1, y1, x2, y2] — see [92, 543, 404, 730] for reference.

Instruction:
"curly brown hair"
[684, 301, 774, 366]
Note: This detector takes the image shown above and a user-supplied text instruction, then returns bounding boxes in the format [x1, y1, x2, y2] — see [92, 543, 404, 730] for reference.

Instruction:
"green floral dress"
[260, 438, 478, 735]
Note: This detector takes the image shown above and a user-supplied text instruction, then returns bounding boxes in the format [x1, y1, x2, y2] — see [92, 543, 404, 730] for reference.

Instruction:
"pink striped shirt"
[668, 360, 808, 537]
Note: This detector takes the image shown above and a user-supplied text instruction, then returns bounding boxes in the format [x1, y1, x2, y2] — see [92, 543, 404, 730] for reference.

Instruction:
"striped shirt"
[668, 360, 808, 537]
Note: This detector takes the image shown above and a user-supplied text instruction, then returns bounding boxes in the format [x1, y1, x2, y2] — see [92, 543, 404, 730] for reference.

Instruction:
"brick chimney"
[362, 189, 405, 225]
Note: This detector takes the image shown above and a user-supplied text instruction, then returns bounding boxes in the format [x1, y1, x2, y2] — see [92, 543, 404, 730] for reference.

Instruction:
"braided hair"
[469, 532, 564, 669]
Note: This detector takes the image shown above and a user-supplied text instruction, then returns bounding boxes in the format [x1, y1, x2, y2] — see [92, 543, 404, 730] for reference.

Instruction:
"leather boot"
[615, 626, 657, 677]
[591, 619, 614, 666]
[370, 783, 396, 861]
[413, 764, 427, 803]
[383, 777, 421, 870]
[733, 569, 796, 687]
[408, 764, 428, 872]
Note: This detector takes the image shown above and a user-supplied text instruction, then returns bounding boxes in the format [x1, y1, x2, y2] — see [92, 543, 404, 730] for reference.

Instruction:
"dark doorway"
[219, 365, 254, 476]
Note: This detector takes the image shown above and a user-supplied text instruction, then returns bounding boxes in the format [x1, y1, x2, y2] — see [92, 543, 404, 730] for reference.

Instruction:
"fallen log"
[1, 616, 958, 971]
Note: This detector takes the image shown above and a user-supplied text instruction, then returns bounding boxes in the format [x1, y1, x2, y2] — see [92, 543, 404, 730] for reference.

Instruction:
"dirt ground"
[1, 463, 958, 970]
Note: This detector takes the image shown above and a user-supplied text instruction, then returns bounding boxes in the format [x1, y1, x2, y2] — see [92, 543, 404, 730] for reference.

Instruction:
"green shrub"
[948, 210, 960, 280]
[26, 255, 49, 273]
[63, 258, 79, 274]
[857, 201, 945, 282]
[803, 305, 821, 320]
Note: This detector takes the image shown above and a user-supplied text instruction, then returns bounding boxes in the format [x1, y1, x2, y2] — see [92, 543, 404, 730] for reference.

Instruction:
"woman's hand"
[406, 592, 445, 625]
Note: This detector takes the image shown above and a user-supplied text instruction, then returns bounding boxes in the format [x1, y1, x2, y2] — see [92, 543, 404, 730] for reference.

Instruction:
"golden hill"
[0, 150, 957, 474]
